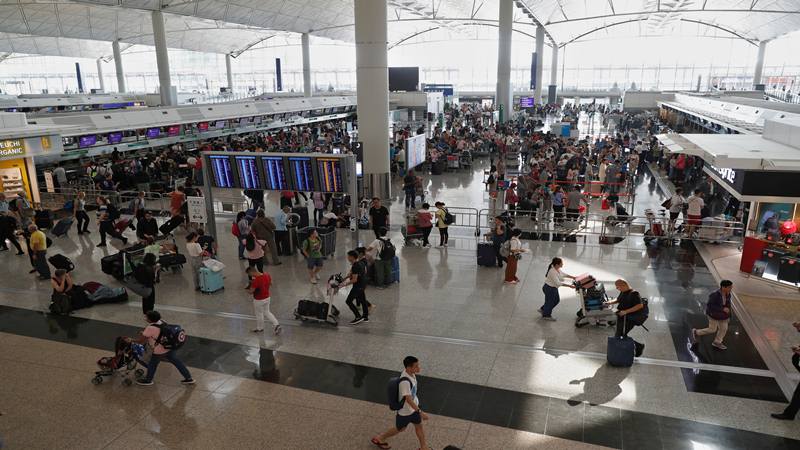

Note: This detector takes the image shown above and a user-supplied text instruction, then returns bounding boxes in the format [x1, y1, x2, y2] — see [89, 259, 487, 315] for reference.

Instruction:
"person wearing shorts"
[371, 356, 430, 450]
[685, 189, 705, 236]
[301, 228, 324, 284]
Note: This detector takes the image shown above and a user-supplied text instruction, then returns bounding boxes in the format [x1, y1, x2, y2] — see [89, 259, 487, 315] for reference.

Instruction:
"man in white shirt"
[685, 189, 705, 236]
[371, 356, 430, 450]
[667, 187, 686, 232]
[52, 163, 67, 190]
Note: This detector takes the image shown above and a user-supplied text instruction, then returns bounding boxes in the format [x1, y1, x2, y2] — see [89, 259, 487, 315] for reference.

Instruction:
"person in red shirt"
[246, 267, 281, 335]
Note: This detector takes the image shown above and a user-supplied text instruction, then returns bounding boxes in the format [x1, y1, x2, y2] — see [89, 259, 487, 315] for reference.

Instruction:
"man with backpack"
[371, 356, 430, 450]
[604, 279, 648, 358]
[691, 280, 733, 351]
[134, 310, 194, 386]
[367, 227, 395, 289]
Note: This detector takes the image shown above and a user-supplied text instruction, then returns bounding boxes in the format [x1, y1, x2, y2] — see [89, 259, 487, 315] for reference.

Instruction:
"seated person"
[136, 210, 159, 241]
[51, 269, 90, 308]
[319, 211, 340, 229]
[197, 228, 217, 258]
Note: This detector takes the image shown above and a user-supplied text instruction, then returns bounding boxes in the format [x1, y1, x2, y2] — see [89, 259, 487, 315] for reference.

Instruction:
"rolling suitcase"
[390, 256, 400, 283]
[199, 267, 224, 293]
[48, 254, 75, 272]
[607, 335, 635, 367]
[477, 242, 495, 267]
[114, 217, 131, 233]
[51, 217, 74, 237]
[297, 299, 321, 317]
[159, 215, 184, 235]
[35, 210, 53, 229]
[101, 253, 124, 279]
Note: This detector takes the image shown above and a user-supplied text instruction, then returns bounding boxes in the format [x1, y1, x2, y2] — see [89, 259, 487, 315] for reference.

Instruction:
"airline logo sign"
[0, 139, 25, 157]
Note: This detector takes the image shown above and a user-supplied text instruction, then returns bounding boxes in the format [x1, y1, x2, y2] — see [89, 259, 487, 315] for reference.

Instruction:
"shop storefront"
[703, 163, 800, 289]
[0, 133, 65, 204]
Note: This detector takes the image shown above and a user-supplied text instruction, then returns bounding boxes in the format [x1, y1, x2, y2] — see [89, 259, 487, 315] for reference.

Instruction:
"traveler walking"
[301, 228, 324, 284]
[312, 192, 325, 226]
[416, 203, 434, 248]
[771, 321, 800, 421]
[666, 187, 686, 233]
[275, 206, 291, 255]
[134, 253, 158, 313]
[491, 216, 507, 268]
[369, 198, 390, 239]
[29, 224, 50, 280]
[371, 356, 430, 450]
[246, 266, 282, 335]
[135, 310, 194, 386]
[251, 210, 281, 266]
[185, 232, 206, 291]
[243, 231, 266, 273]
[691, 280, 733, 350]
[96, 196, 127, 247]
[435, 202, 449, 247]
[605, 279, 648, 357]
[0, 212, 23, 255]
[539, 257, 575, 320]
[74, 192, 90, 234]
[367, 227, 395, 289]
[504, 229, 526, 284]
[685, 189, 705, 237]
[235, 211, 250, 260]
[341, 250, 369, 325]
[403, 170, 417, 209]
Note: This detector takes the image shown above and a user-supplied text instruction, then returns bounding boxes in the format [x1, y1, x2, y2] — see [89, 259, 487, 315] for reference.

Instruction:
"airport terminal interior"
[4, 1, 800, 449]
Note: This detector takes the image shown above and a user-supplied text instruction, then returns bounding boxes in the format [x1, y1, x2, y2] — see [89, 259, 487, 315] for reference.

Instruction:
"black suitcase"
[35, 210, 53, 229]
[297, 299, 320, 317]
[293, 206, 310, 229]
[159, 215, 185, 235]
[159, 253, 187, 268]
[101, 253, 124, 279]
[48, 254, 75, 272]
[49, 293, 72, 315]
[51, 217, 74, 237]
[778, 257, 800, 284]
[477, 242, 496, 267]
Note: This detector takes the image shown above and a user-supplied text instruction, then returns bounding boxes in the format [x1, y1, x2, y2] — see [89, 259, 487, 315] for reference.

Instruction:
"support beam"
[225, 53, 233, 93]
[495, 0, 513, 123]
[548, 45, 558, 104]
[112, 40, 126, 93]
[355, 0, 390, 200]
[96, 58, 105, 92]
[534, 24, 544, 103]
[301, 32, 311, 97]
[753, 40, 768, 90]
[151, 10, 175, 106]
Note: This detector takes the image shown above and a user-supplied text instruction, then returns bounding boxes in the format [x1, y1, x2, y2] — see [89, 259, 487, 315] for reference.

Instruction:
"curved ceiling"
[0, 0, 798, 59]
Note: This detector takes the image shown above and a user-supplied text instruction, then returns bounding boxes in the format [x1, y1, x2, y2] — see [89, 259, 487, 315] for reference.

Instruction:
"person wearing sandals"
[371, 356, 430, 450]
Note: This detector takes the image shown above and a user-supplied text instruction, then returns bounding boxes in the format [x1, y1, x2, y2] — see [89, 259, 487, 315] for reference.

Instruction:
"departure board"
[316, 158, 345, 192]
[288, 157, 315, 191]
[235, 156, 262, 189]
[262, 156, 290, 190]
[209, 155, 235, 188]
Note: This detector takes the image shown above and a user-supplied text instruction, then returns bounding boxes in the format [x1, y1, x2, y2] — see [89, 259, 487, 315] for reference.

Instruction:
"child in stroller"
[92, 336, 148, 386]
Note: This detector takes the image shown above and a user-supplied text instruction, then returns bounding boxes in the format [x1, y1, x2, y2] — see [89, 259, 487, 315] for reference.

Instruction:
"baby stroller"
[92, 336, 148, 386]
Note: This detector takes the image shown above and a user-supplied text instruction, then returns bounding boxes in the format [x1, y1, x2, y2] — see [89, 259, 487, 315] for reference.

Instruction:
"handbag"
[661, 198, 671, 209]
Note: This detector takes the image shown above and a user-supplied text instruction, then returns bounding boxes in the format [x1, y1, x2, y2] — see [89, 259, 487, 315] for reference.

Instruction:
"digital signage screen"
[405, 134, 427, 171]
[198, 122, 209, 132]
[235, 155, 262, 189]
[107, 132, 122, 144]
[519, 97, 534, 108]
[288, 157, 315, 192]
[209, 155, 235, 188]
[167, 125, 181, 136]
[214, 120, 226, 129]
[78, 135, 97, 148]
[316, 158, 345, 193]
[262, 156, 290, 191]
[146, 128, 161, 139]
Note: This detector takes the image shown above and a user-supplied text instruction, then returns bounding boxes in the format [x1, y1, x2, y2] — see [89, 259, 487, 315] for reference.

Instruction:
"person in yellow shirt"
[28, 224, 50, 280]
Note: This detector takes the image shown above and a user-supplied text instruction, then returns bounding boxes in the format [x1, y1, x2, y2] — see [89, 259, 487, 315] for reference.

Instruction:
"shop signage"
[708, 164, 737, 184]
[704, 162, 800, 199]
[0, 139, 25, 157]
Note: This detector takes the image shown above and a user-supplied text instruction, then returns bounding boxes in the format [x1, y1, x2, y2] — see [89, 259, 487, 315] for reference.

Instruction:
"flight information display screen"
[316, 158, 345, 192]
[288, 157, 315, 191]
[209, 155, 235, 188]
[262, 156, 290, 190]
[235, 156, 261, 189]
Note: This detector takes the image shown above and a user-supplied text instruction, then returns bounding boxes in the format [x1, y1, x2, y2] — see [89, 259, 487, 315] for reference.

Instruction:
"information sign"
[209, 155, 235, 188]
[235, 155, 262, 189]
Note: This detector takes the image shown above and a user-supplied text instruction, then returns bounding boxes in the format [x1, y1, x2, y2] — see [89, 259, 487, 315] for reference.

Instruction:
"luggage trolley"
[573, 274, 616, 328]
[401, 211, 424, 247]
[294, 273, 343, 326]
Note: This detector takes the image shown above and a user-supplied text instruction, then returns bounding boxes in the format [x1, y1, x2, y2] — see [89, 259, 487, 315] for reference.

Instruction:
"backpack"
[443, 209, 455, 225]
[245, 234, 256, 252]
[157, 322, 187, 350]
[231, 222, 240, 237]
[387, 376, 412, 411]
[49, 293, 72, 315]
[378, 238, 395, 260]
[107, 203, 120, 221]
[499, 240, 511, 258]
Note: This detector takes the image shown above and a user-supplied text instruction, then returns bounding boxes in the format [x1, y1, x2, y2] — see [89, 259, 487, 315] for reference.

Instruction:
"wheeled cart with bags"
[573, 274, 616, 328]
[294, 273, 342, 326]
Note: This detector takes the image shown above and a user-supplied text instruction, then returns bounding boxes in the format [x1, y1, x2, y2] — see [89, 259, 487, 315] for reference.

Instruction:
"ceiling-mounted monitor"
[389, 67, 419, 92]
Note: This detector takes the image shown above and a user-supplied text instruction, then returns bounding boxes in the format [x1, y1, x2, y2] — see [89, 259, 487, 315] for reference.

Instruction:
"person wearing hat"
[435, 202, 449, 247]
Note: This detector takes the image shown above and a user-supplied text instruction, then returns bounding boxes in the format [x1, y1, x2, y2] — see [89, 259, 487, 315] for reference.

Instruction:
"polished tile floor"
[1, 142, 799, 448]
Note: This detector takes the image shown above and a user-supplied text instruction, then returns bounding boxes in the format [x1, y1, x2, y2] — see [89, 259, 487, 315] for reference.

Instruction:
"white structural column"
[496, 0, 513, 123]
[112, 40, 125, 93]
[225, 54, 234, 92]
[548, 45, 558, 104]
[96, 58, 105, 92]
[151, 10, 175, 106]
[534, 25, 545, 103]
[753, 40, 768, 90]
[354, 0, 390, 199]
[301, 32, 312, 97]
